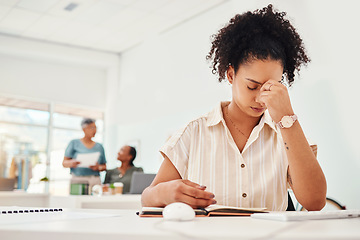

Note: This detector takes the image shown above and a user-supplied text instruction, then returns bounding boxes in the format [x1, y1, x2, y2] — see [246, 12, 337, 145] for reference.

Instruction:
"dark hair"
[128, 146, 137, 166]
[81, 118, 95, 128]
[206, 4, 310, 86]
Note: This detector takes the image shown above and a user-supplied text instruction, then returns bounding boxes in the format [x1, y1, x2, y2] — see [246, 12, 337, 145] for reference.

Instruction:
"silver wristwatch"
[276, 114, 298, 129]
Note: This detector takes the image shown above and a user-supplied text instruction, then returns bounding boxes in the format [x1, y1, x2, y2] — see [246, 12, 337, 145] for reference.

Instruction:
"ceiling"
[0, 0, 226, 53]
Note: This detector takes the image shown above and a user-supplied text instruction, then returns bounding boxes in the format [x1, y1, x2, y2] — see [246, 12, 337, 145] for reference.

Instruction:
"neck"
[119, 162, 132, 170]
[82, 136, 93, 142]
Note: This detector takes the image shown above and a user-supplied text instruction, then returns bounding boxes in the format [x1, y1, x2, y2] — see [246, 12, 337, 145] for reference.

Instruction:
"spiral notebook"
[0, 207, 120, 225]
[0, 207, 63, 214]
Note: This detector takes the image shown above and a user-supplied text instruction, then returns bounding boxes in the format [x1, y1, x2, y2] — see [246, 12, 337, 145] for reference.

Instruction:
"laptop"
[0, 178, 16, 191]
[129, 172, 156, 194]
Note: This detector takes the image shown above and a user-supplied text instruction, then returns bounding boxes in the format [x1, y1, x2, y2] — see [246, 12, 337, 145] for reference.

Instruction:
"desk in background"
[0, 208, 359, 240]
[0, 191, 142, 209]
[49, 194, 142, 209]
[0, 191, 48, 207]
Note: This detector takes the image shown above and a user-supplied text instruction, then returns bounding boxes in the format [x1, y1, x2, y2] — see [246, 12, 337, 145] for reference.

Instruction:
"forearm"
[62, 158, 72, 168]
[281, 121, 327, 210]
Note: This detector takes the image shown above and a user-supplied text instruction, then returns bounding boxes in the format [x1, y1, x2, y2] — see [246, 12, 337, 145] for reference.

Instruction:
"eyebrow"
[245, 78, 263, 85]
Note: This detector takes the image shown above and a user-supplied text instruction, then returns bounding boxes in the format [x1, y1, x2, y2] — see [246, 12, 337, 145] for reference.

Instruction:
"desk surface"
[0, 191, 49, 207]
[0, 208, 359, 240]
[0, 191, 142, 209]
[49, 194, 142, 209]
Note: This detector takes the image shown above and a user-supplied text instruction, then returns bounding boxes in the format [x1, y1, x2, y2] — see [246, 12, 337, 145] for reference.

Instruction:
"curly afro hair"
[206, 4, 310, 86]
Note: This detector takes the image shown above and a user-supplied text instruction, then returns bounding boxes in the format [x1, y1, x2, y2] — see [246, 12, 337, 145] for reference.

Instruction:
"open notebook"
[138, 204, 267, 217]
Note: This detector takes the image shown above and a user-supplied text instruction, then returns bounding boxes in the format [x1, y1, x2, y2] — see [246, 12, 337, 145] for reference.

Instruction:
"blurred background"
[0, 0, 359, 209]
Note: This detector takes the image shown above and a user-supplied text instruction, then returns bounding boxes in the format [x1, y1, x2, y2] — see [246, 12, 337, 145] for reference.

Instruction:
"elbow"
[306, 198, 326, 211]
[302, 195, 327, 211]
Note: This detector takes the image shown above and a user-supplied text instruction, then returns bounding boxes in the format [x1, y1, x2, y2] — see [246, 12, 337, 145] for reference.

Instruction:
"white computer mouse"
[162, 202, 195, 221]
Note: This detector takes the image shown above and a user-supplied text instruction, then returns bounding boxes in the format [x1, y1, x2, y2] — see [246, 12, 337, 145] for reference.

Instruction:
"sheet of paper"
[76, 152, 100, 167]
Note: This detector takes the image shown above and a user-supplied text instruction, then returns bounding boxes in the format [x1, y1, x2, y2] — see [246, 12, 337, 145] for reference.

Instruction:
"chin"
[248, 110, 264, 119]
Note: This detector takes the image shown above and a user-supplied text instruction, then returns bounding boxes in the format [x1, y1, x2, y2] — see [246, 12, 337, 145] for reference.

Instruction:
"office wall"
[0, 35, 121, 163]
[114, 0, 360, 209]
[0, 54, 106, 108]
[0, 35, 113, 108]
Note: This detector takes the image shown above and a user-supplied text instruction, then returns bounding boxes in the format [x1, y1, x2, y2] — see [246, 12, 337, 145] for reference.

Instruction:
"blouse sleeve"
[64, 140, 75, 158]
[98, 144, 107, 164]
[160, 123, 193, 179]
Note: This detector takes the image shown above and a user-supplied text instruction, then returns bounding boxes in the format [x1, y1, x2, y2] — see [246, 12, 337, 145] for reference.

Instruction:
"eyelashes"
[247, 86, 258, 90]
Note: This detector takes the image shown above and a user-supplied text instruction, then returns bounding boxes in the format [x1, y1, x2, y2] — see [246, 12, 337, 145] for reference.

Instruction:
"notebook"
[0, 178, 15, 191]
[129, 172, 156, 194]
[0, 207, 121, 225]
[0, 207, 63, 214]
[138, 204, 267, 217]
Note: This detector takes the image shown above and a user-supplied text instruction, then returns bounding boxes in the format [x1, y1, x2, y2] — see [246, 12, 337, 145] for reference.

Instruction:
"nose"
[255, 92, 265, 107]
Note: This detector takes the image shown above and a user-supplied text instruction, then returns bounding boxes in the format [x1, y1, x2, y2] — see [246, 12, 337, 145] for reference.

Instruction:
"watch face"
[282, 116, 293, 128]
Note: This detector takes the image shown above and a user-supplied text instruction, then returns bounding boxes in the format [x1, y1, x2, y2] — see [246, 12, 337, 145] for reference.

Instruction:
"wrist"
[276, 114, 298, 129]
[66, 160, 73, 168]
[155, 182, 168, 207]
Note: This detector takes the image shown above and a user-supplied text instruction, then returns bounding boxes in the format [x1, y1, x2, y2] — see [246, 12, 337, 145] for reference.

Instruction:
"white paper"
[76, 152, 100, 167]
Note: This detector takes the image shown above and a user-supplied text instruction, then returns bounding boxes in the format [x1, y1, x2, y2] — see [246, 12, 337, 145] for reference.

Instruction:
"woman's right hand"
[157, 179, 216, 209]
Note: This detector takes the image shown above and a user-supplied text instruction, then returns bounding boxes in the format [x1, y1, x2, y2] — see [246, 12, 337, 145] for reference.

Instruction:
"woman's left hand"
[256, 79, 294, 122]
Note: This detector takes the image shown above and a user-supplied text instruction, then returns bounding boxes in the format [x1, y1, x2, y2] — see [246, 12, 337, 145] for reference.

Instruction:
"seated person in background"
[62, 118, 107, 194]
[104, 145, 143, 193]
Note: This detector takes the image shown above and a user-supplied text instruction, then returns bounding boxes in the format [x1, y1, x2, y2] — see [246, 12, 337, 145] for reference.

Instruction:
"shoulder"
[67, 139, 80, 147]
[94, 142, 105, 149]
[133, 166, 143, 172]
[107, 168, 119, 174]
[166, 116, 207, 148]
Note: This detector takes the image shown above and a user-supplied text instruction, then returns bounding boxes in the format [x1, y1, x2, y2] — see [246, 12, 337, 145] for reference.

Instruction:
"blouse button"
[241, 163, 245, 168]
[242, 193, 247, 198]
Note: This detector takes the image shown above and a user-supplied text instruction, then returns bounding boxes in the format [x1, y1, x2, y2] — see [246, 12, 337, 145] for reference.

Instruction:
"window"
[0, 96, 104, 195]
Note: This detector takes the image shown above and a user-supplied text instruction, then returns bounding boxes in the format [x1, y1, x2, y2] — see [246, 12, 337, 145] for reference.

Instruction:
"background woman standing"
[62, 118, 106, 194]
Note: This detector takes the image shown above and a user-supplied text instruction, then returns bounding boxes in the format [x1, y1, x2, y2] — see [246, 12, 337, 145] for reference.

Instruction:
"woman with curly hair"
[142, 4, 326, 211]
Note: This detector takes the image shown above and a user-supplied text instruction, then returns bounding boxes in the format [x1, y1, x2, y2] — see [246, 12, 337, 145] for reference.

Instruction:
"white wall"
[113, 0, 360, 209]
[0, 35, 121, 163]
[0, 35, 117, 108]
[0, 54, 106, 108]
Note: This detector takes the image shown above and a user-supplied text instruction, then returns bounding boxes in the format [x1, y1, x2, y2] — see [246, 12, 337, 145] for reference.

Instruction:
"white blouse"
[160, 102, 290, 211]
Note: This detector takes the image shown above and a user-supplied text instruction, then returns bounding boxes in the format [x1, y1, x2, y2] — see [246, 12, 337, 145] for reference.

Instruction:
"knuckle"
[176, 183, 184, 192]
[173, 192, 181, 202]
[194, 199, 202, 206]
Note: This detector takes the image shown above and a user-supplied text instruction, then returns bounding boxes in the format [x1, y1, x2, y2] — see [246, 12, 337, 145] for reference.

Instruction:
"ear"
[226, 65, 235, 84]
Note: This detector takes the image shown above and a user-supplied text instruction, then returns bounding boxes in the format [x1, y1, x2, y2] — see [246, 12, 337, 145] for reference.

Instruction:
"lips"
[251, 107, 265, 113]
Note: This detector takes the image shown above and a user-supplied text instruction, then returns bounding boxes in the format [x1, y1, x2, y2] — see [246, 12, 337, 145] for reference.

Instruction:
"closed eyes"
[247, 86, 258, 90]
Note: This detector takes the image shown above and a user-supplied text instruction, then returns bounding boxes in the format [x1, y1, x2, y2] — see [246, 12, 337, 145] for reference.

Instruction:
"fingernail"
[200, 185, 206, 188]
[210, 194, 215, 198]
[212, 200, 217, 204]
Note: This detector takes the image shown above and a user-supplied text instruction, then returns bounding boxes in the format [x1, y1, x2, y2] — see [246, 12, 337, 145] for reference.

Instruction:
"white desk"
[0, 208, 359, 240]
[0, 191, 142, 209]
[0, 191, 49, 207]
[49, 195, 142, 209]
